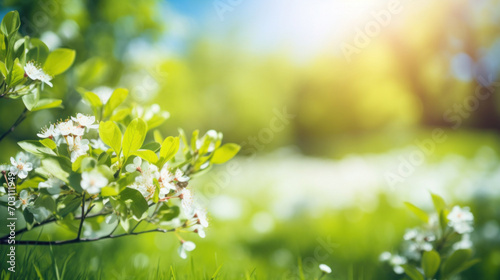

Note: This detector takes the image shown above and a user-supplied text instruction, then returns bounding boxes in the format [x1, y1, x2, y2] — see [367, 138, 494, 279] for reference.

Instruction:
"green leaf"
[0, 11, 20, 36]
[101, 186, 119, 197]
[18, 140, 57, 157]
[110, 108, 131, 121]
[31, 99, 63, 112]
[99, 121, 122, 156]
[422, 250, 440, 278]
[431, 193, 447, 214]
[39, 157, 71, 183]
[43, 48, 75, 76]
[142, 142, 161, 153]
[122, 118, 147, 159]
[158, 204, 180, 221]
[57, 195, 80, 217]
[39, 138, 57, 150]
[120, 188, 148, 220]
[441, 249, 473, 279]
[103, 88, 128, 118]
[154, 130, 163, 143]
[83, 91, 102, 108]
[0, 61, 7, 78]
[211, 143, 240, 164]
[404, 202, 429, 223]
[401, 264, 424, 280]
[7, 58, 24, 87]
[132, 150, 158, 164]
[26, 38, 49, 64]
[159, 136, 179, 166]
[190, 130, 199, 151]
[29, 194, 56, 223]
[22, 90, 40, 111]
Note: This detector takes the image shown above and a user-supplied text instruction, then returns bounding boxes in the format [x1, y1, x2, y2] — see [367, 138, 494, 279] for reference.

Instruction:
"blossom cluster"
[0, 112, 225, 259]
[380, 204, 474, 275]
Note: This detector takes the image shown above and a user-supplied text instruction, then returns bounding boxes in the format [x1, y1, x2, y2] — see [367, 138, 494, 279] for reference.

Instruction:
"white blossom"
[447, 206, 474, 234]
[180, 188, 193, 212]
[14, 190, 35, 210]
[57, 120, 74, 136]
[38, 177, 65, 190]
[90, 138, 108, 151]
[10, 153, 33, 179]
[68, 137, 90, 162]
[126, 157, 142, 173]
[24, 61, 53, 87]
[178, 241, 196, 259]
[453, 234, 473, 250]
[319, 264, 332, 274]
[37, 124, 58, 139]
[81, 170, 108, 194]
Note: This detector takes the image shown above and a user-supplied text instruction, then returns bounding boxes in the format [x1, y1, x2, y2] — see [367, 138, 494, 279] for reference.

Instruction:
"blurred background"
[1, 0, 500, 278]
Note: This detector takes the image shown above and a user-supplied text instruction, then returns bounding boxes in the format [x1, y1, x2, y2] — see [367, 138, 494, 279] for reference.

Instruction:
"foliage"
[380, 193, 479, 280]
[0, 11, 240, 261]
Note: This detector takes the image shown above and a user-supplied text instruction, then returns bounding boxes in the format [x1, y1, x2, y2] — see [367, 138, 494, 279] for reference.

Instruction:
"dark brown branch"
[0, 107, 29, 142]
[1, 228, 173, 245]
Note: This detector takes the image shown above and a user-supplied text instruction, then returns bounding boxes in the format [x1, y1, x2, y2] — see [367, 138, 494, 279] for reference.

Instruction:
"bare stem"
[0, 228, 174, 246]
[0, 107, 29, 142]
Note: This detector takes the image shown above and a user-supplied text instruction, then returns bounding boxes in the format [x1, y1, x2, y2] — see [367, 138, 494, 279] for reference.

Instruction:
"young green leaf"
[7, 58, 24, 87]
[441, 249, 473, 279]
[83, 91, 102, 108]
[422, 250, 440, 278]
[159, 136, 180, 164]
[0, 11, 20, 37]
[22, 90, 40, 111]
[401, 264, 424, 280]
[211, 143, 241, 164]
[99, 121, 122, 156]
[132, 150, 158, 164]
[43, 48, 76, 76]
[103, 88, 128, 118]
[122, 118, 147, 159]
[39, 138, 57, 150]
[31, 99, 63, 112]
[404, 202, 429, 223]
[431, 192, 447, 214]
[120, 188, 148, 221]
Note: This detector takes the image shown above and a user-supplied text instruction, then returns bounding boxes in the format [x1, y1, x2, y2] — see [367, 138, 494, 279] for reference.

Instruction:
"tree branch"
[0, 107, 29, 142]
[1, 228, 173, 246]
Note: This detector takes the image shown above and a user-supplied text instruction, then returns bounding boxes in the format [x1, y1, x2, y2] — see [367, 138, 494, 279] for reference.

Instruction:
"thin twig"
[76, 194, 87, 240]
[0, 107, 29, 142]
[1, 228, 173, 246]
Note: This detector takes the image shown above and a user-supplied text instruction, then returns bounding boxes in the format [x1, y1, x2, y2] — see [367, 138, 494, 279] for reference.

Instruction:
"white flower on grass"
[38, 177, 65, 190]
[14, 190, 35, 210]
[180, 188, 193, 212]
[81, 170, 108, 194]
[447, 206, 474, 234]
[178, 241, 196, 259]
[126, 157, 142, 173]
[57, 120, 74, 136]
[453, 234, 473, 250]
[37, 124, 58, 139]
[10, 154, 33, 179]
[68, 137, 90, 162]
[90, 138, 108, 151]
[319, 264, 332, 274]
